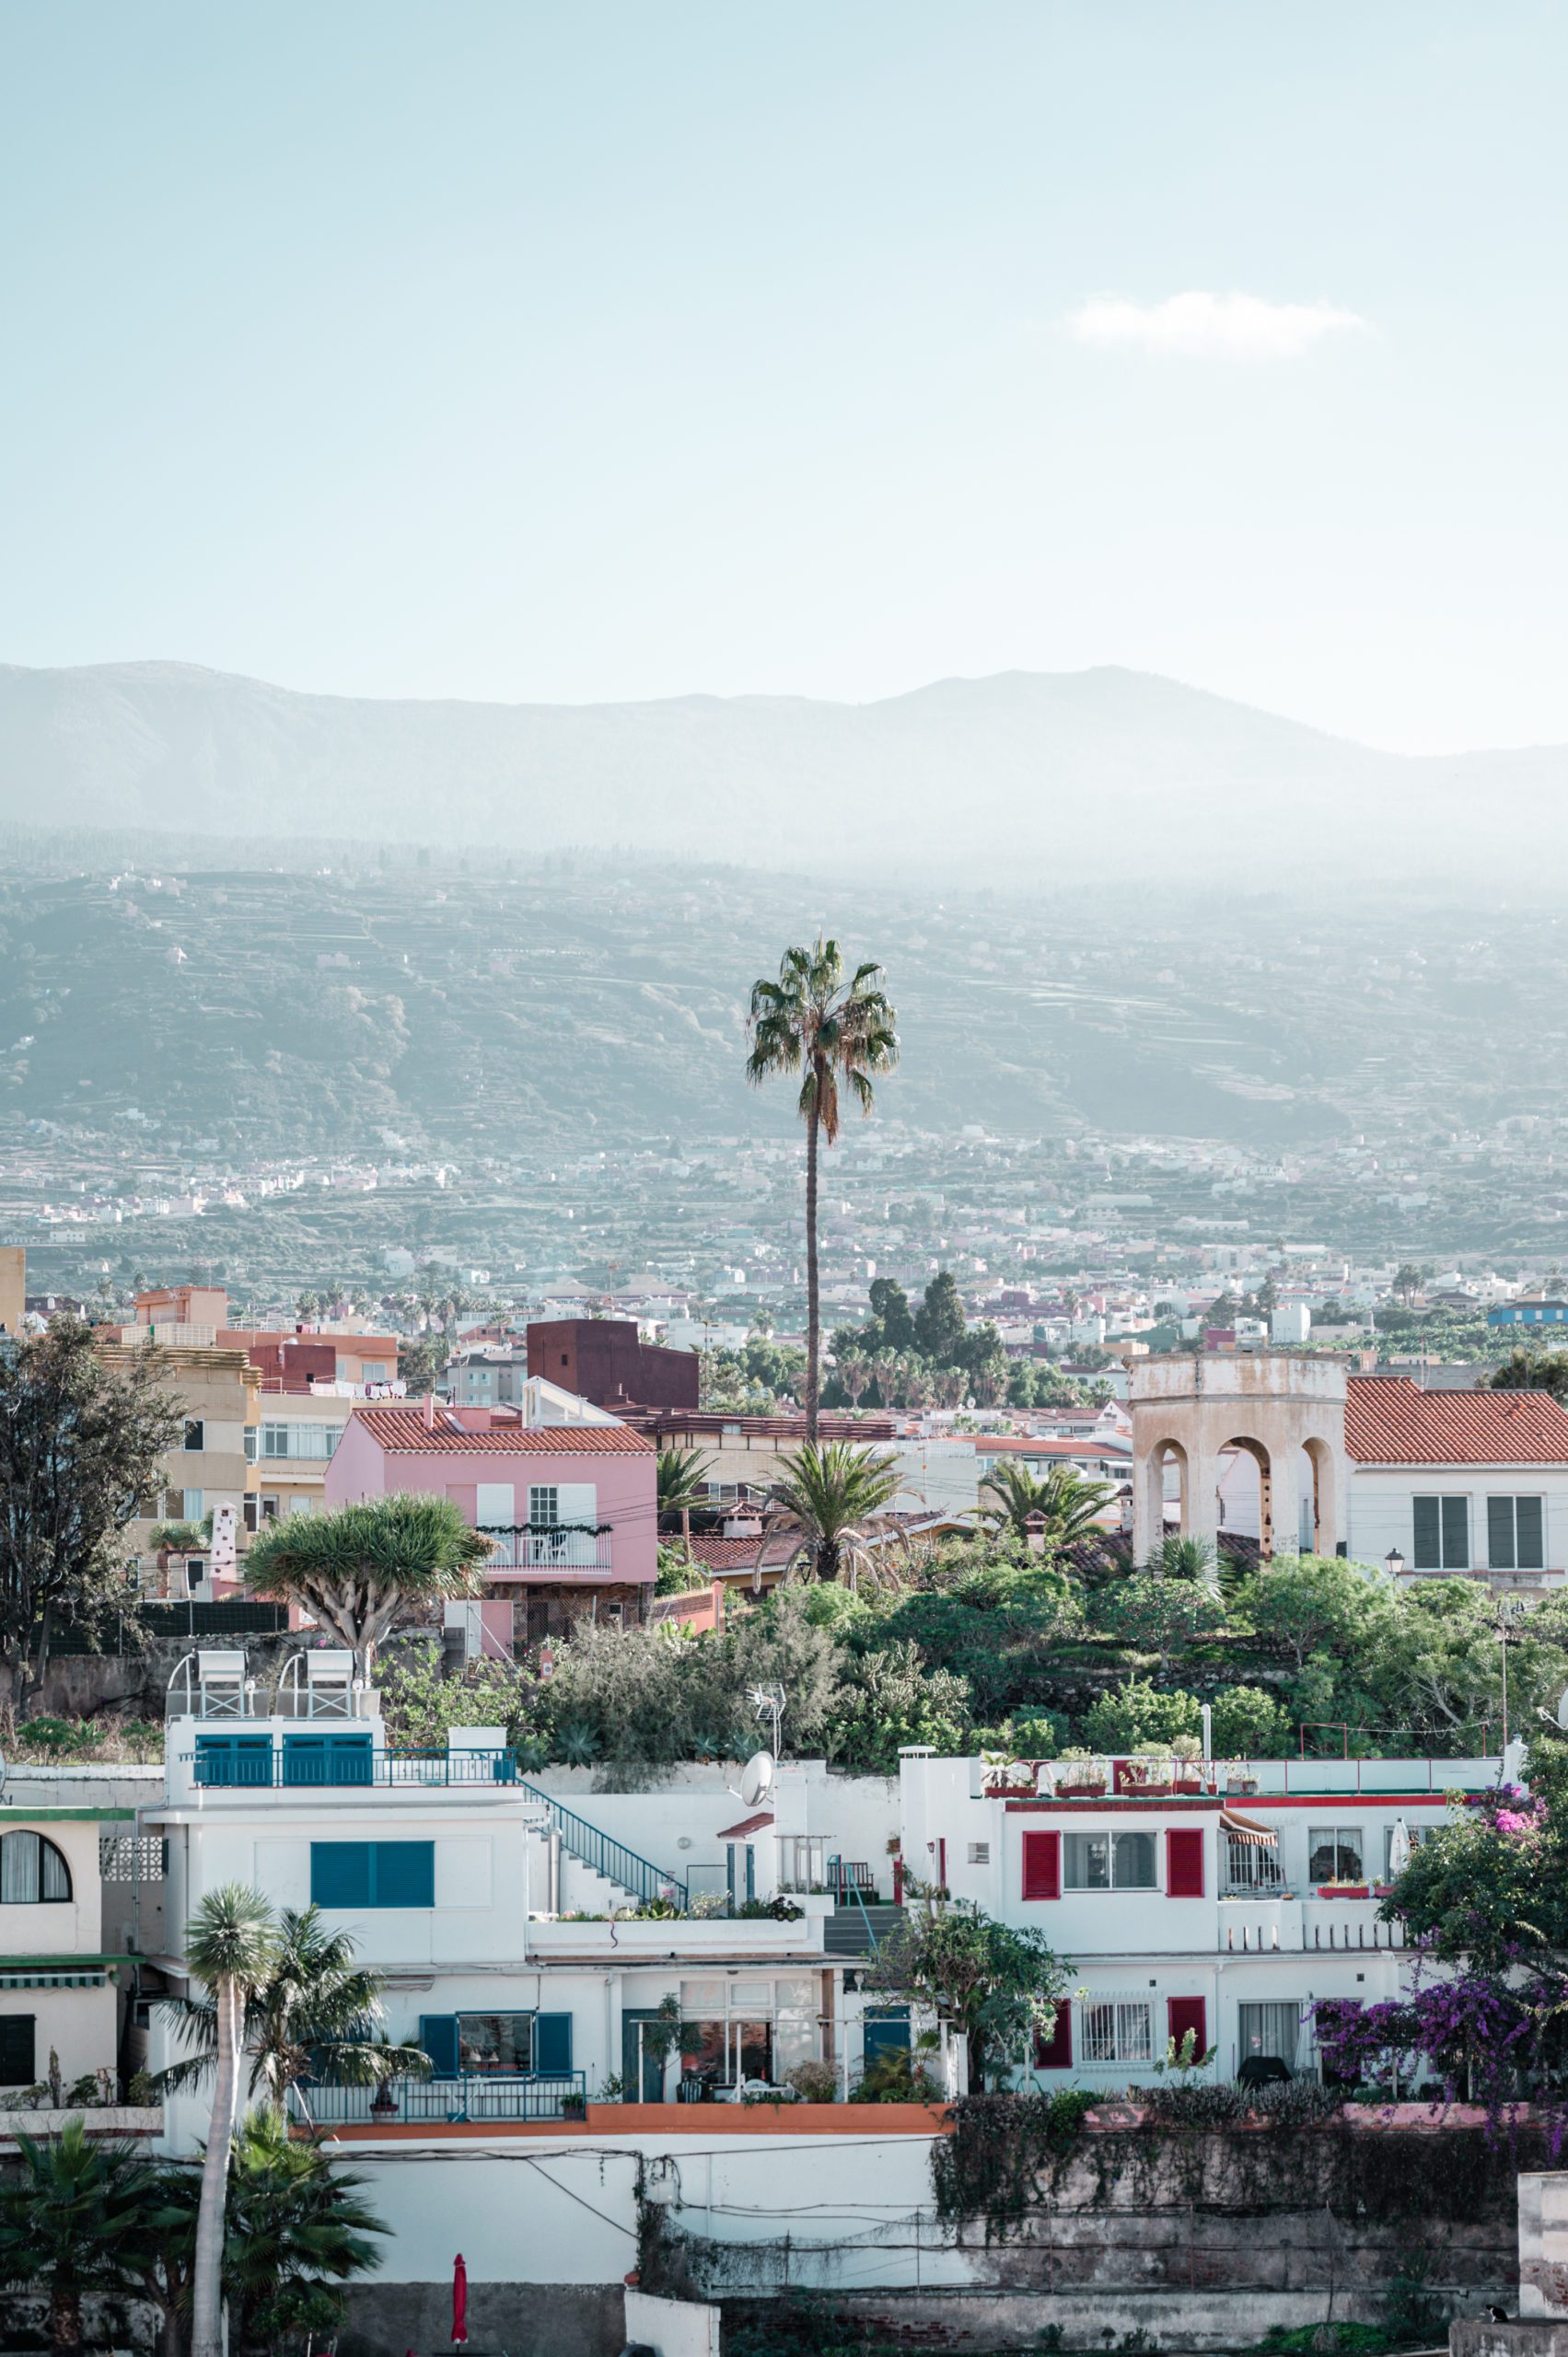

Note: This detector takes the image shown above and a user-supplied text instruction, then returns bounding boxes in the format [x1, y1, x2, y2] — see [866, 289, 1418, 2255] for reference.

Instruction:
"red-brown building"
[527, 1318, 698, 1412]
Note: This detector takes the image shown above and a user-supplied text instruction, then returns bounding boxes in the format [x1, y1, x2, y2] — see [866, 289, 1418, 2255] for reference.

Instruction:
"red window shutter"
[1167, 1995, 1207, 2059]
[1034, 2002, 1073, 2070]
[1021, 1829, 1060, 1900]
[1166, 1827, 1205, 1898]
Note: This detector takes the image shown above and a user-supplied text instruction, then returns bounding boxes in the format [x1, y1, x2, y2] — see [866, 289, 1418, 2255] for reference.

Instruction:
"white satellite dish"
[738, 1750, 774, 1809]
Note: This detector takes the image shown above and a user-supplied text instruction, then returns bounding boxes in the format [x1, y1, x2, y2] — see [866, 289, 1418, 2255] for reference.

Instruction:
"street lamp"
[1490, 1603, 1525, 1754]
[1384, 1548, 1406, 1580]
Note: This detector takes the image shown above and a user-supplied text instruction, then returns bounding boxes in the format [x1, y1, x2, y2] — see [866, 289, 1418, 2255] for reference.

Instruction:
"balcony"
[479, 1526, 614, 1573]
[187, 1744, 526, 1790]
[301, 2072, 585, 2127]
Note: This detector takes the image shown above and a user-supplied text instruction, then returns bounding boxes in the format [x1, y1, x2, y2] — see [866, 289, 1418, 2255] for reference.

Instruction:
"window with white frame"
[1063, 1829, 1156, 1890]
[968, 1842, 990, 1865]
[1081, 1996, 1154, 2065]
[259, 1422, 343, 1462]
[1487, 1495, 1545, 1571]
[528, 1485, 560, 1527]
[1384, 1824, 1440, 1877]
[1307, 1825, 1365, 1883]
[1412, 1495, 1469, 1571]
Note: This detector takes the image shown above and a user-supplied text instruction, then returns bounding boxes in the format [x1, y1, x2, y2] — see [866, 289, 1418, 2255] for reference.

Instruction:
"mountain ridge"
[1, 657, 1563, 881]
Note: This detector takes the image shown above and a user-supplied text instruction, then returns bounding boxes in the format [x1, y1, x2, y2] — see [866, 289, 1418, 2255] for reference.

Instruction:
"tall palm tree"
[656, 1445, 714, 1562]
[186, 1884, 279, 2357]
[157, 1904, 429, 2129]
[0, 2119, 163, 2357]
[746, 940, 898, 1440]
[979, 1460, 1115, 1550]
[754, 1441, 905, 1592]
[245, 1492, 493, 1678]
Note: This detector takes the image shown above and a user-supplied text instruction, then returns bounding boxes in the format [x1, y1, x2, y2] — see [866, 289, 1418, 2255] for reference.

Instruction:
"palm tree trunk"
[192, 1976, 239, 2357]
[51, 2281, 84, 2357]
[805, 1099, 820, 1444]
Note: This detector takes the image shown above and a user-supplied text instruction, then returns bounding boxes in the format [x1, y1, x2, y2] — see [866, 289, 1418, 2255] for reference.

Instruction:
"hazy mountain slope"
[0, 658, 1564, 882]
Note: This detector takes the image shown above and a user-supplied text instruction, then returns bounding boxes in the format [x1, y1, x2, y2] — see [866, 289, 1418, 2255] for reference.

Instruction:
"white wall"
[1348, 1467, 1568, 1578]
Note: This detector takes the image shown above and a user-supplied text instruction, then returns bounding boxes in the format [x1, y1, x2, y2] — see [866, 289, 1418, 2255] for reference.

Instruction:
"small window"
[1308, 1826, 1365, 1884]
[1081, 1998, 1154, 2065]
[310, 1840, 435, 1909]
[0, 2013, 36, 2085]
[183, 1419, 205, 1452]
[181, 1487, 204, 1522]
[1412, 1495, 1469, 1571]
[1063, 1830, 1156, 1890]
[1488, 1495, 1545, 1572]
[528, 1486, 560, 1527]
[968, 1842, 990, 1865]
[0, 1829, 73, 1903]
[458, 2012, 535, 2073]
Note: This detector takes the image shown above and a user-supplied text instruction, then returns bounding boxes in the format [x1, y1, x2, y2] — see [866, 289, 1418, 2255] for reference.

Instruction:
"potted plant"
[1054, 1749, 1109, 1800]
[980, 1749, 1038, 1796]
[1318, 1878, 1371, 1899]
[1129, 1742, 1173, 1795]
[1225, 1760, 1260, 1796]
[1169, 1735, 1206, 1794]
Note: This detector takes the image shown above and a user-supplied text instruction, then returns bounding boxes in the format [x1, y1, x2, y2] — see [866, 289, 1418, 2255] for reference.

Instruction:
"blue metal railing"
[188, 1747, 521, 1789]
[829, 1853, 880, 1955]
[517, 1776, 688, 1910]
[300, 2071, 587, 2125]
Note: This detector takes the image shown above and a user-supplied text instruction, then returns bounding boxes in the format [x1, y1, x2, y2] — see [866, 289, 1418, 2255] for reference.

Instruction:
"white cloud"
[1066, 291, 1366, 360]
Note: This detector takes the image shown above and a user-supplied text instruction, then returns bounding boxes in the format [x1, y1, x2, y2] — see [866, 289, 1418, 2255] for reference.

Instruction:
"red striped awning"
[1220, 1808, 1278, 1847]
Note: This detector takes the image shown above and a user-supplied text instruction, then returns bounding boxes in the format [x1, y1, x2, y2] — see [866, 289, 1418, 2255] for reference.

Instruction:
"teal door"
[621, 2010, 668, 2101]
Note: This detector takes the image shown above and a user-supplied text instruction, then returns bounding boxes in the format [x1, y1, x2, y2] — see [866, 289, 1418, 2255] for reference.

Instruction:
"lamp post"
[1384, 1547, 1406, 1581]
[1490, 1603, 1524, 1754]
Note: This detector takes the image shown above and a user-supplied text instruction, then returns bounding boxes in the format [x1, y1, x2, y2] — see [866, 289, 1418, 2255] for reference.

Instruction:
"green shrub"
[1208, 1683, 1295, 1759]
[1080, 1678, 1203, 1753]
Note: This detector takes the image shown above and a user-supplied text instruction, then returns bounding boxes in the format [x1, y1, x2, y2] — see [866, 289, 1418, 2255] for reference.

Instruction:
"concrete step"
[824, 1903, 901, 1956]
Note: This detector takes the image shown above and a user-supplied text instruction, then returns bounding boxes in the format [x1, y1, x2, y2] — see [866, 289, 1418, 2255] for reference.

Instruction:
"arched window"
[0, 1829, 72, 1904]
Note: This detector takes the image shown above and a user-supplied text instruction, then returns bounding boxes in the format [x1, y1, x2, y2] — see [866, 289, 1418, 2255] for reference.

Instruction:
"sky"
[2, 2, 1566, 751]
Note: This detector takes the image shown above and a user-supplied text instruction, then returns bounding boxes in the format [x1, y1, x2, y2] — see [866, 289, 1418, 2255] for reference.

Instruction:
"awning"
[1220, 1808, 1278, 1847]
[0, 1970, 110, 1990]
[715, 1811, 774, 1841]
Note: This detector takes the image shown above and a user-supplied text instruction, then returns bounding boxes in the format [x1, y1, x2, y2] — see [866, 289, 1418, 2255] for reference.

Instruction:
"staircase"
[517, 1776, 688, 1911]
[824, 1902, 901, 1957]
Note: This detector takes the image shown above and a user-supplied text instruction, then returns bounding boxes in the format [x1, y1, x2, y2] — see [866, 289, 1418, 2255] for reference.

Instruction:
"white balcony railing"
[478, 1527, 613, 1572]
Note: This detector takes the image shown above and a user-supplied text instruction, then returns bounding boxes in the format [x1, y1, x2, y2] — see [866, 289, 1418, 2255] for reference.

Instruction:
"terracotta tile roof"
[715, 1811, 774, 1840]
[352, 1406, 653, 1455]
[1345, 1376, 1568, 1465]
[687, 1533, 800, 1571]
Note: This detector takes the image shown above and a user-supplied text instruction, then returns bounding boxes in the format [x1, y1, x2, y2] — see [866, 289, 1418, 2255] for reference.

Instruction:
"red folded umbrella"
[452, 2253, 469, 2346]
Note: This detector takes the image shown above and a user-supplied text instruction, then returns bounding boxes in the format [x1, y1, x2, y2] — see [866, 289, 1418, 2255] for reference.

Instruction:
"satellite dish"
[739, 1750, 775, 1809]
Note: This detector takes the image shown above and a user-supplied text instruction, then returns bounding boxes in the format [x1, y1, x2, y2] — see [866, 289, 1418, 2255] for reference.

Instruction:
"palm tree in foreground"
[0, 2119, 162, 2357]
[187, 1884, 279, 2357]
[224, 2113, 387, 2356]
[157, 1903, 430, 2129]
[755, 1441, 905, 1592]
[244, 1492, 493, 1678]
[979, 1460, 1115, 1551]
[746, 939, 898, 1440]
[657, 1444, 714, 1562]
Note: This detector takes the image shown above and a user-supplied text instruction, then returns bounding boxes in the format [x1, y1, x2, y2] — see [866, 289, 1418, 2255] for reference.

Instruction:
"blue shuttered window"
[534, 2013, 573, 2073]
[310, 1841, 434, 1909]
[418, 2014, 460, 2078]
[284, 1734, 373, 1786]
[195, 1735, 273, 1786]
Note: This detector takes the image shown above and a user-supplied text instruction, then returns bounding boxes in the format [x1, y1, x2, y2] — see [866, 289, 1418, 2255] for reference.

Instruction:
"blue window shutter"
[1441, 1495, 1469, 1569]
[287, 1735, 371, 1786]
[863, 2009, 910, 2061]
[197, 1735, 273, 1787]
[1518, 1495, 1545, 1570]
[311, 1843, 371, 1907]
[371, 1842, 435, 1908]
[418, 2014, 460, 2078]
[534, 2013, 573, 2073]
[285, 1736, 327, 1786]
[1412, 1497, 1441, 1569]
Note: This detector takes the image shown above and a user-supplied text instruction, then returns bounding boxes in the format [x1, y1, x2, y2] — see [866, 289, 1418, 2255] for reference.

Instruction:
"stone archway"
[1222, 1435, 1274, 1560]
[1129, 1356, 1348, 1567]
[1140, 1436, 1190, 1556]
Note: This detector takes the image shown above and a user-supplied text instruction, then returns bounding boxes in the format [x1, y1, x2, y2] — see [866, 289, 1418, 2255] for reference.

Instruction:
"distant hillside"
[2, 659, 1565, 884]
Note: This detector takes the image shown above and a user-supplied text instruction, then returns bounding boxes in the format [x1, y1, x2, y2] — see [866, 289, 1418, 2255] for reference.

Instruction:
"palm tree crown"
[746, 940, 897, 1439]
[978, 1460, 1115, 1551]
[756, 1441, 905, 1590]
[244, 1492, 492, 1677]
[158, 1904, 429, 2126]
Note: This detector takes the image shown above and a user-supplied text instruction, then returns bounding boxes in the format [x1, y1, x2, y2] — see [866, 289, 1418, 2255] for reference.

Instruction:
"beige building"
[95, 1341, 261, 1588]
[250, 1386, 353, 1525]
[0, 1244, 23, 1338]
[0, 1807, 130, 2096]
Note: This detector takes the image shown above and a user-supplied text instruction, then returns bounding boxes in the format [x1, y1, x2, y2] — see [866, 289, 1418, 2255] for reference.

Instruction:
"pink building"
[327, 1402, 657, 1647]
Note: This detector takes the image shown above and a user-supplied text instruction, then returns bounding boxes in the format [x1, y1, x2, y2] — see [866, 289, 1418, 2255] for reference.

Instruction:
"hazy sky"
[3, 3, 1565, 750]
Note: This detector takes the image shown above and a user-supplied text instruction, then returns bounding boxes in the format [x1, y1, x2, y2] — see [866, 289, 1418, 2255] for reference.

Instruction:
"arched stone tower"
[1129, 1354, 1348, 1564]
